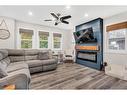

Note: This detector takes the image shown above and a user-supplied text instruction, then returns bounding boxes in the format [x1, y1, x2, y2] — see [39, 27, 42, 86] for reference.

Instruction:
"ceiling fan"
[44, 13, 71, 25]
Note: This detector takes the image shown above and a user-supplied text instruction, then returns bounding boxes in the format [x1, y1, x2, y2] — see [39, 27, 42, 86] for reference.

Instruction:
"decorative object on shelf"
[0, 19, 10, 40]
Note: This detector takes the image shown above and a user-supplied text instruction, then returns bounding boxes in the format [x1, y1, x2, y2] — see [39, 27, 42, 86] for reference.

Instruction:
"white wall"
[0, 17, 16, 49]
[104, 12, 127, 64]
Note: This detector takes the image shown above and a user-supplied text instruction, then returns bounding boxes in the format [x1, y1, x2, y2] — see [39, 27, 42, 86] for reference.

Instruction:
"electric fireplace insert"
[77, 51, 97, 63]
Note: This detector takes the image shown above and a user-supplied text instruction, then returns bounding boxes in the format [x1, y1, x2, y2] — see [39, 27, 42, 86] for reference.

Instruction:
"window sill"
[53, 48, 62, 50]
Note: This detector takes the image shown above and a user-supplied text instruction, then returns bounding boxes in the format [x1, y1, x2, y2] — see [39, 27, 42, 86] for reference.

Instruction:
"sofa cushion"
[25, 60, 43, 68]
[7, 62, 28, 73]
[24, 49, 39, 55]
[38, 49, 52, 59]
[0, 57, 10, 78]
[8, 49, 24, 56]
[9, 56, 25, 62]
[41, 59, 57, 65]
[29, 66, 42, 74]
[25, 55, 38, 61]
[10, 61, 28, 68]
[42, 64, 57, 71]
[0, 49, 8, 60]
[38, 52, 49, 60]
[1, 57, 10, 66]
[0, 61, 8, 78]
[8, 68, 31, 83]
[25, 59, 57, 68]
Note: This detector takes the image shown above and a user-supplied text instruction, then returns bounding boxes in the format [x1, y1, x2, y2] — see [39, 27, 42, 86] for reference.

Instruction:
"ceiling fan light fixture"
[44, 12, 71, 26]
[28, 11, 33, 16]
[52, 17, 56, 21]
[66, 5, 71, 9]
[84, 13, 89, 17]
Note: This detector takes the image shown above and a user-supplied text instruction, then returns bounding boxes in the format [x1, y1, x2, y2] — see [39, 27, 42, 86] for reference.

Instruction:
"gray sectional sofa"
[0, 49, 58, 89]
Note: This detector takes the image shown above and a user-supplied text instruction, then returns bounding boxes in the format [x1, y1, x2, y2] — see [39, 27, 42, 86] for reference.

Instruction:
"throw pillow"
[1, 57, 10, 66]
[0, 53, 3, 60]
[0, 50, 8, 60]
[38, 52, 49, 60]
[0, 61, 8, 78]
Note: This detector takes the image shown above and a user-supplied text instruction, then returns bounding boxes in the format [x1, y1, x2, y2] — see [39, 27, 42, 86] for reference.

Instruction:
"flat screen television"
[73, 32, 80, 41]
[74, 27, 96, 43]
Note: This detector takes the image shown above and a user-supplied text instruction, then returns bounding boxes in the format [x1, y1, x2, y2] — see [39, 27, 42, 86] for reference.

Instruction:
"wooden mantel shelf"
[75, 45, 99, 50]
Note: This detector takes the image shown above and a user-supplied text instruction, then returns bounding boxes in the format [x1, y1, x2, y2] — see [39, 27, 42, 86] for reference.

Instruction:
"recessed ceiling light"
[28, 11, 33, 16]
[84, 13, 89, 17]
[66, 5, 71, 9]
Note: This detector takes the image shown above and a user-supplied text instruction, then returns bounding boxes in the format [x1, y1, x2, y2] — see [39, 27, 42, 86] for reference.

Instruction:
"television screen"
[74, 27, 96, 43]
[79, 27, 94, 42]
[73, 31, 80, 41]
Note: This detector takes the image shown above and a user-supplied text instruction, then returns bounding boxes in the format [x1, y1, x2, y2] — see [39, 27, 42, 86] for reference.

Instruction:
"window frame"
[39, 32, 49, 49]
[19, 28, 33, 49]
[108, 28, 127, 54]
[21, 39, 32, 48]
[53, 33, 62, 50]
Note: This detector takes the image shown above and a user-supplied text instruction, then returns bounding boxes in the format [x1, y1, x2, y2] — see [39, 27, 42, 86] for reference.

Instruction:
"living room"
[1, 4, 127, 91]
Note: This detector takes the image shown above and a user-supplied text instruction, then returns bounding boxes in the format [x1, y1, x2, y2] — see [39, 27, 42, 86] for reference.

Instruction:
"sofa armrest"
[52, 56, 58, 63]
[0, 73, 30, 89]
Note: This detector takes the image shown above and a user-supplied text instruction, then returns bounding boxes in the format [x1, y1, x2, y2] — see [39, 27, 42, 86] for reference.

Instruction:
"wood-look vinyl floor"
[30, 63, 127, 89]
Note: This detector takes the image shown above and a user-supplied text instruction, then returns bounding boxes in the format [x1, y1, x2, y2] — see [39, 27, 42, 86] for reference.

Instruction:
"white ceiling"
[0, 6, 127, 30]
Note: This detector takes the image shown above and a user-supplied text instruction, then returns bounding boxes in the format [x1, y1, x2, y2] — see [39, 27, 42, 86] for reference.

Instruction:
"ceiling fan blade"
[51, 13, 59, 20]
[44, 19, 52, 21]
[61, 15, 71, 20]
[61, 20, 69, 24]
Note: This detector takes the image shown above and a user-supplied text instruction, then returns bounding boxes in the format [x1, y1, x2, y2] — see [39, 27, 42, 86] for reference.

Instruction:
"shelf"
[75, 45, 99, 51]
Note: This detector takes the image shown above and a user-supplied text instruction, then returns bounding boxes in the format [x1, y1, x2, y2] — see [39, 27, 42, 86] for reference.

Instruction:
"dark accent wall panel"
[75, 18, 103, 70]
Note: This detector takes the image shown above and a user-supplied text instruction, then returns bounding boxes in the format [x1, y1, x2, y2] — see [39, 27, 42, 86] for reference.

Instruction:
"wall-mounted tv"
[73, 27, 97, 43]
[73, 32, 80, 41]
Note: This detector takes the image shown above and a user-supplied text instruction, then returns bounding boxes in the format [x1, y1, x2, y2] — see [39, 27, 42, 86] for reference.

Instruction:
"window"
[108, 29, 126, 50]
[19, 29, 33, 48]
[39, 31, 49, 48]
[53, 33, 62, 49]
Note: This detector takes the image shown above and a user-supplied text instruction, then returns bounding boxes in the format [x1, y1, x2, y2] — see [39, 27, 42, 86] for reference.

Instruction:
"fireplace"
[75, 18, 103, 70]
[77, 51, 97, 63]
